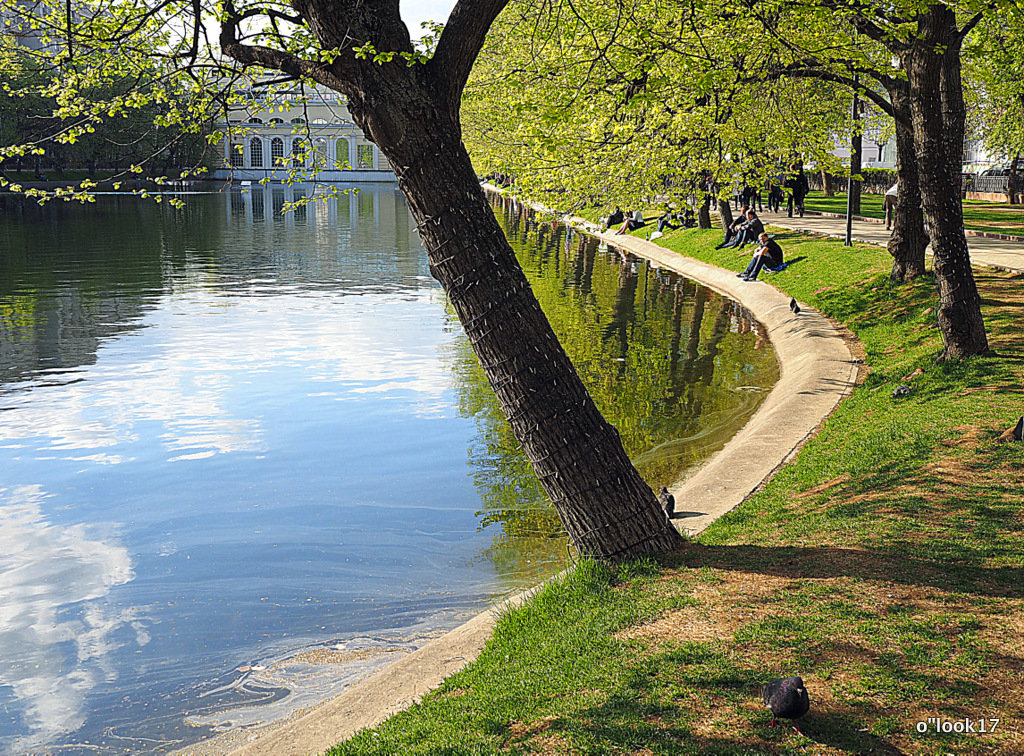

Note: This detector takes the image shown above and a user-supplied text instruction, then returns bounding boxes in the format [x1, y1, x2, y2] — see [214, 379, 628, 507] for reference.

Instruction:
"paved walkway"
[761, 210, 1024, 273]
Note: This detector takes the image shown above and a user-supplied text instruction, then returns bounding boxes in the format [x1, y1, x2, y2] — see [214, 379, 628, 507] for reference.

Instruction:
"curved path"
[769, 210, 1024, 273]
[185, 199, 862, 756]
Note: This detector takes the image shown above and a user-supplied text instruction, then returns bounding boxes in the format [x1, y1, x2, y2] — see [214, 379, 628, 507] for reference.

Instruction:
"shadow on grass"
[666, 544, 1024, 599]
[800, 712, 908, 755]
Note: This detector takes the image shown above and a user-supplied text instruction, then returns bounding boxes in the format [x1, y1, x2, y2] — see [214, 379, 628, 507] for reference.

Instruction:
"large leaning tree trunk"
[900, 5, 988, 358]
[221, 0, 684, 560]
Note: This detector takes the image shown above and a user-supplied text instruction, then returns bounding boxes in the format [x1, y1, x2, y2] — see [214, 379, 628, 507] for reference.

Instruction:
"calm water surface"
[0, 186, 777, 754]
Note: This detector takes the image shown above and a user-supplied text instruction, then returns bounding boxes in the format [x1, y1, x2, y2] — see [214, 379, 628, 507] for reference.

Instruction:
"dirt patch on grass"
[519, 733, 574, 755]
[616, 574, 795, 644]
[794, 473, 852, 501]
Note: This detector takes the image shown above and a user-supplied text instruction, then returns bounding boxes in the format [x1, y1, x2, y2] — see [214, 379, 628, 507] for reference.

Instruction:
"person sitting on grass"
[716, 206, 749, 248]
[737, 232, 784, 281]
[616, 209, 645, 235]
[724, 209, 764, 249]
[656, 206, 682, 233]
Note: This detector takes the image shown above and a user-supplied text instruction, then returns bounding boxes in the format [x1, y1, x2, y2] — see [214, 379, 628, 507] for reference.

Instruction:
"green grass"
[327, 225, 1024, 755]
[804, 191, 1024, 237]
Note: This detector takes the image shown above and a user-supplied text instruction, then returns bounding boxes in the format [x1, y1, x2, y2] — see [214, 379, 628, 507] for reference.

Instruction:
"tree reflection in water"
[447, 196, 780, 586]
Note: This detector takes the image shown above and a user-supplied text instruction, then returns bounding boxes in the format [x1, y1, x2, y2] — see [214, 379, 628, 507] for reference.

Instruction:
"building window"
[290, 117, 304, 124]
[269, 118, 284, 125]
[314, 139, 328, 169]
[335, 140, 349, 169]
[249, 117, 263, 124]
[250, 138, 263, 168]
[292, 138, 305, 166]
[229, 142, 244, 167]
[271, 137, 284, 165]
[357, 144, 374, 169]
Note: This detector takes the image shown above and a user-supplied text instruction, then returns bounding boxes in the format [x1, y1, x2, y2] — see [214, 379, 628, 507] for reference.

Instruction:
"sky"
[402, 0, 458, 38]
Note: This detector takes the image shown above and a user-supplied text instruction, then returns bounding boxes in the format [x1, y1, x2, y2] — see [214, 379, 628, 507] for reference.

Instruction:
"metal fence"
[962, 174, 1010, 196]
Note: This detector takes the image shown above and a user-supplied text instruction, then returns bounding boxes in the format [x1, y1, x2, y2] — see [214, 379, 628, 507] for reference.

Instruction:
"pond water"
[0, 185, 778, 754]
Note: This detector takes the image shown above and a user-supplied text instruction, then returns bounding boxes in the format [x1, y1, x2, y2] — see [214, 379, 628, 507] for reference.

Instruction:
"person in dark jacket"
[724, 210, 764, 248]
[786, 162, 809, 217]
[716, 206, 749, 248]
[738, 233, 784, 281]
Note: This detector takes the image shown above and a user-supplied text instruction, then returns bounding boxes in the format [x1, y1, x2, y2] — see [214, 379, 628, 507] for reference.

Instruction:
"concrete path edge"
[199, 193, 862, 756]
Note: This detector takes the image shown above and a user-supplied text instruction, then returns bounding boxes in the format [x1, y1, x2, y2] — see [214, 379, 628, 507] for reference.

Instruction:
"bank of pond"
[0, 186, 777, 754]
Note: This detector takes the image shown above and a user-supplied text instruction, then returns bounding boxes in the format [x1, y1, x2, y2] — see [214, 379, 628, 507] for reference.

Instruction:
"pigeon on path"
[658, 486, 675, 519]
[789, 297, 800, 315]
[762, 676, 810, 736]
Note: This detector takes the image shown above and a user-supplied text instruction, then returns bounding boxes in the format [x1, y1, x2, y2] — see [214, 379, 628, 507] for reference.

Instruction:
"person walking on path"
[883, 183, 898, 230]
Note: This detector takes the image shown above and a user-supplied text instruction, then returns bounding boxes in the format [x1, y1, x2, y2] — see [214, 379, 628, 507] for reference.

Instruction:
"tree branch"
[218, 0, 347, 91]
[430, 0, 511, 113]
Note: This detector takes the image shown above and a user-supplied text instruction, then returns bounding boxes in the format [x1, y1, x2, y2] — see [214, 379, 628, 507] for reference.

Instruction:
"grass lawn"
[804, 191, 1024, 238]
[327, 224, 1024, 755]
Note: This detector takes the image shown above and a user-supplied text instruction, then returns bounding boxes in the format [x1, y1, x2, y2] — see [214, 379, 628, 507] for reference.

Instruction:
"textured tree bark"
[698, 195, 712, 229]
[718, 199, 733, 229]
[887, 86, 927, 283]
[1010, 155, 1022, 205]
[821, 168, 834, 197]
[903, 6, 988, 358]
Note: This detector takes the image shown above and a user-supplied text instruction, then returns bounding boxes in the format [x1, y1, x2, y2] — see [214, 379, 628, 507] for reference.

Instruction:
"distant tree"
[966, 9, 1024, 203]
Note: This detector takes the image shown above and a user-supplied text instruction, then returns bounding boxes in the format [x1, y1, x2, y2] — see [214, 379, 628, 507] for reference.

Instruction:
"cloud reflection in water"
[0, 485, 143, 754]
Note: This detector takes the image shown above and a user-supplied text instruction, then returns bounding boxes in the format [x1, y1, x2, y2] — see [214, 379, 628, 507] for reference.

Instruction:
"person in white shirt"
[884, 183, 898, 230]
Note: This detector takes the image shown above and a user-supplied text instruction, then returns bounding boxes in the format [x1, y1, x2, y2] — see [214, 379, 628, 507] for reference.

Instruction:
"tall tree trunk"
[904, 6, 988, 358]
[718, 199, 733, 229]
[364, 108, 683, 559]
[698, 194, 712, 229]
[221, 1, 687, 560]
[821, 167, 834, 197]
[887, 83, 928, 283]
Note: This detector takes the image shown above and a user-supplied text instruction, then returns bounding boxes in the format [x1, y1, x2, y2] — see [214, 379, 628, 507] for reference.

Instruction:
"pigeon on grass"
[762, 676, 810, 736]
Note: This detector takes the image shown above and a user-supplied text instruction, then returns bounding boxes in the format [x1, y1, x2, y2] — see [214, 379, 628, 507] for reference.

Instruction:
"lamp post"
[845, 78, 860, 247]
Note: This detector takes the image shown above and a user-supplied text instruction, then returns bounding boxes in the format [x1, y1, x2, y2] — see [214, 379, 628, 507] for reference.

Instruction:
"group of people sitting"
[607, 206, 696, 235]
[715, 207, 764, 249]
[604, 201, 784, 282]
[713, 205, 784, 281]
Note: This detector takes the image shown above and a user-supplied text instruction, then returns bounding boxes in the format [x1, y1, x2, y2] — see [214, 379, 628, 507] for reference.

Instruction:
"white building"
[211, 85, 395, 183]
